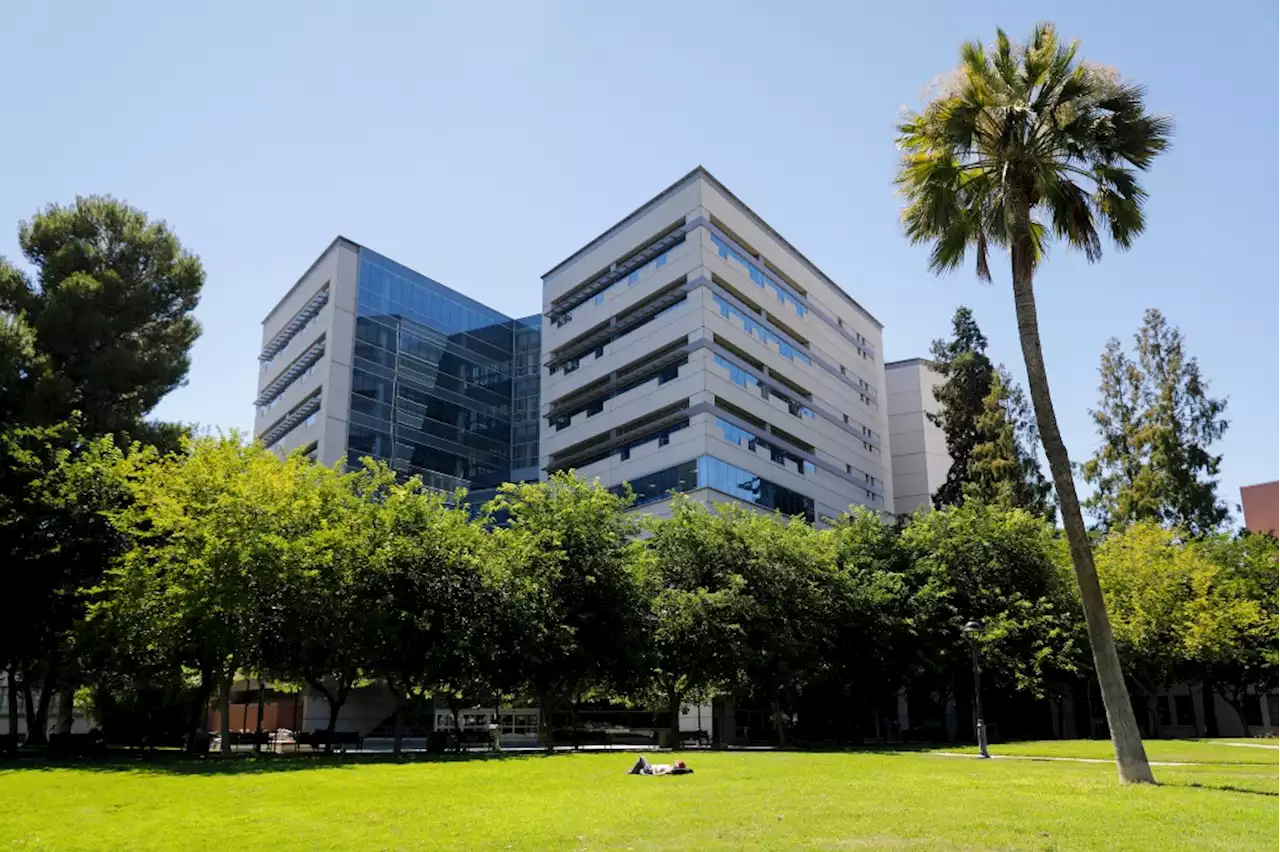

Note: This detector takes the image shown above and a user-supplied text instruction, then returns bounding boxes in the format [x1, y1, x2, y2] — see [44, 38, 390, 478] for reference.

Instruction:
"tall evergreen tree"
[929, 307, 1052, 518]
[929, 307, 995, 509]
[1083, 309, 1228, 535]
[0, 195, 204, 441]
[966, 367, 1055, 520]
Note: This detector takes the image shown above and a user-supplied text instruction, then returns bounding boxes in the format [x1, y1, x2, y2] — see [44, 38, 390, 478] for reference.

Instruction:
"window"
[658, 434, 670, 447]
[656, 252, 668, 268]
[261, 358, 273, 372]
[620, 448, 630, 461]
[837, 317, 844, 328]
[563, 358, 580, 374]
[843, 414, 850, 424]
[586, 401, 604, 417]
[594, 293, 605, 306]
[712, 295, 811, 365]
[304, 411, 319, 428]
[846, 463, 853, 474]
[657, 363, 680, 385]
[593, 346, 604, 359]
[552, 415, 570, 431]
[840, 365, 847, 376]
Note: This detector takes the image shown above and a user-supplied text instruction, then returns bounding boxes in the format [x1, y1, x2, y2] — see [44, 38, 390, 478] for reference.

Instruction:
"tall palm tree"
[895, 23, 1172, 784]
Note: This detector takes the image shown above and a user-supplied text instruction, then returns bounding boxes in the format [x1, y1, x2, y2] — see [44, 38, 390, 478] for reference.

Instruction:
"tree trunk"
[21, 671, 36, 741]
[255, 681, 265, 754]
[187, 670, 213, 754]
[55, 683, 75, 735]
[392, 693, 405, 757]
[667, 689, 682, 749]
[31, 663, 56, 745]
[1009, 238, 1155, 784]
[571, 694, 580, 751]
[771, 699, 787, 749]
[218, 671, 234, 756]
[1200, 674, 1220, 738]
[6, 666, 19, 738]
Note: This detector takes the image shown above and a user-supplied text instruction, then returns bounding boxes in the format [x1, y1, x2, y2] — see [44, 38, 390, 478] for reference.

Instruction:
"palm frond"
[896, 22, 1170, 281]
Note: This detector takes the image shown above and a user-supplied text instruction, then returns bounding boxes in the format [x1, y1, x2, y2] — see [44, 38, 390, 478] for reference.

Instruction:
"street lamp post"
[962, 621, 990, 759]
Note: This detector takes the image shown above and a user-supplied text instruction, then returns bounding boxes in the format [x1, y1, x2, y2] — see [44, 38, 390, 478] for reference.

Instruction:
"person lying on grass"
[628, 756, 693, 776]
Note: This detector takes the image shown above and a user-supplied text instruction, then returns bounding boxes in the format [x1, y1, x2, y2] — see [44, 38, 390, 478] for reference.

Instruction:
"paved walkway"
[928, 751, 1195, 767]
[1220, 742, 1279, 750]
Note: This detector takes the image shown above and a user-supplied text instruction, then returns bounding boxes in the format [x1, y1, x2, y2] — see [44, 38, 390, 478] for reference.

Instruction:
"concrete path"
[928, 751, 1194, 767]
[1219, 742, 1279, 750]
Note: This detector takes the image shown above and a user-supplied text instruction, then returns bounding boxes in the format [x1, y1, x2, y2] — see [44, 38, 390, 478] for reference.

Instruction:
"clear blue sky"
[2, 1, 1276, 514]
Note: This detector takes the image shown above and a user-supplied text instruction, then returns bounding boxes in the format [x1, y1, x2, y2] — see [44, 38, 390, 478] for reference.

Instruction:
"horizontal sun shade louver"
[260, 286, 329, 361]
[254, 337, 325, 406]
[260, 392, 322, 447]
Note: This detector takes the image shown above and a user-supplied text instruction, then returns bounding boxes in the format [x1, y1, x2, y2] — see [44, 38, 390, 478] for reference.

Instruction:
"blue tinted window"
[350, 250, 541, 493]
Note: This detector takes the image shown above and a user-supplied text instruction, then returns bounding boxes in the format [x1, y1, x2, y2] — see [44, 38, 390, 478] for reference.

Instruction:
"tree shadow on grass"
[0, 749, 575, 776]
[1162, 779, 1279, 798]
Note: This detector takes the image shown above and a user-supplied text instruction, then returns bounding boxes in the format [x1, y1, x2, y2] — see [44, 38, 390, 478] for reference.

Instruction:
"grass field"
[1, 740, 1274, 850]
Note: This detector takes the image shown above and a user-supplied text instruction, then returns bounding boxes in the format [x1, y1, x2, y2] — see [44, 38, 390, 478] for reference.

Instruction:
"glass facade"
[348, 248, 540, 495]
[612, 455, 815, 522]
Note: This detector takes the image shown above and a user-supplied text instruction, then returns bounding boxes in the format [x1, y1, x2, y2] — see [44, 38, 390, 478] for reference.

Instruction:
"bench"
[681, 730, 711, 748]
[0, 733, 24, 754]
[295, 730, 362, 752]
[46, 731, 107, 757]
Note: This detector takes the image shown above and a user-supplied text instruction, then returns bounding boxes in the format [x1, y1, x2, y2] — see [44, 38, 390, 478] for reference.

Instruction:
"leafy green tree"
[356, 475, 493, 755]
[966, 367, 1054, 520]
[708, 504, 833, 748]
[901, 502, 1081, 738]
[639, 497, 748, 746]
[489, 473, 646, 748]
[96, 434, 307, 754]
[820, 507, 914, 741]
[0, 196, 204, 441]
[896, 22, 1172, 782]
[1093, 522, 1201, 736]
[0, 420, 129, 743]
[258, 460, 379, 749]
[1083, 309, 1229, 535]
[1187, 532, 1278, 733]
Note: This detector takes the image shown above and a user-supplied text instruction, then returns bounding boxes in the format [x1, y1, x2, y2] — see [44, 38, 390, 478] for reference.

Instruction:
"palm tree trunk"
[1009, 239, 1155, 784]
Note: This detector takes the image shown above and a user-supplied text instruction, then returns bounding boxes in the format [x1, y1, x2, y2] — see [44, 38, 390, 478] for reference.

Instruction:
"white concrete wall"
[254, 238, 360, 466]
[540, 169, 893, 519]
[885, 359, 951, 516]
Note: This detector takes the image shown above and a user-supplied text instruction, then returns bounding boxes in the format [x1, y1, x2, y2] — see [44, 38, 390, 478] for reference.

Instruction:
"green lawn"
[932, 737, 1279, 765]
[1, 743, 1274, 850]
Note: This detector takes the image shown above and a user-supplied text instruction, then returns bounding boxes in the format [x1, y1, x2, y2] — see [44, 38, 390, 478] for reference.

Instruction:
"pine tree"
[930, 307, 1052, 519]
[1083, 309, 1228, 535]
[965, 368, 1056, 521]
[929, 307, 994, 509]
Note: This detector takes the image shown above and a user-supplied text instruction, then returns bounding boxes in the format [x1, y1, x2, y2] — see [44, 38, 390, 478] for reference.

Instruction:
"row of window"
[714, 417, 817, 477]
[548, 298, 687, 375]
[713, 294, 812, 365]
[613, 456, 816, 522]
[569, 249, 671, 316]
[710, 233, 808, 320]
[551, 359, 685, 430]
[713, 353, 815, 420]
